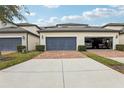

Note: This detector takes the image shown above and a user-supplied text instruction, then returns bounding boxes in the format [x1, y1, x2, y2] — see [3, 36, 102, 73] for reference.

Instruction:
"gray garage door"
[0, 38, 22, 51]
[46, 37, 76, 50]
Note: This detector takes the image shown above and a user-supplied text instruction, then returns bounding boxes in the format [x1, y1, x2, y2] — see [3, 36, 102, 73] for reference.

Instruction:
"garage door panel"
[46, 37, 76, 50]
[0, 38, 22, 51]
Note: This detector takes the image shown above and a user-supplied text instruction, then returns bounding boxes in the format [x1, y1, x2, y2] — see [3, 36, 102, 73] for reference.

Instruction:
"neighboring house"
[39, 23, 121, 51]
[103, 23, 124, 45]
[0, 22, 40, 51]
[103, 23, 124, 30]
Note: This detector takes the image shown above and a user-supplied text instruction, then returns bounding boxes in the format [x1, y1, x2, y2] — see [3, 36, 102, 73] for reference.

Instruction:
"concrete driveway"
[0, 58, 124, 88]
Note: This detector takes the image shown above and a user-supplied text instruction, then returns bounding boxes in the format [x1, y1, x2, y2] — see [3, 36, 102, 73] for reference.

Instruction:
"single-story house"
[0, 22, 40, 51]
[1, 22, 124, 51]
[39, 23, 123, 51]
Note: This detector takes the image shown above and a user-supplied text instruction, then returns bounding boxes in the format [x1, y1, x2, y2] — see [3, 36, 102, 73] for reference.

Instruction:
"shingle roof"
[17, 23, 35, 26]
[16, 23, 41, 29]
[39, 26, 121, 32]
[0, 27, 28, 32]
[0, 27, 39, 37]
[103, 23, 124, 27]
[40, 23, 89, 29]
[40, 26, 57, 29]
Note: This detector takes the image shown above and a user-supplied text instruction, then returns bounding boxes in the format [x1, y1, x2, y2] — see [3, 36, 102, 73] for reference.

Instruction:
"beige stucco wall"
[28, 33, 39, 51]
[104, 26, 124, 30]
[119, 34, 124, 44]
[20, 26, 39, 36]
[0, 33, 27, 46]
[40, 32, 119, 50]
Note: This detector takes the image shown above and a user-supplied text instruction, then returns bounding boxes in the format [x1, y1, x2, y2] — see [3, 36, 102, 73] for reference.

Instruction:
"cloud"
[111, 5, 124, 10]
[59, 8, 116, 22]
[49, 17, 59, 22]
[37, 19, 44, 22]
[110, 5, 124, 16]
[61, 15, 82, 21]
[43, 5, 60, 8]
[82, 8, 116, 19]
[37, 15, 84, 26]
[25, 12, 36, 16]
[14, 20, 27, 23]
[36, 6, 124, 26]
[36, 17, 60, 26]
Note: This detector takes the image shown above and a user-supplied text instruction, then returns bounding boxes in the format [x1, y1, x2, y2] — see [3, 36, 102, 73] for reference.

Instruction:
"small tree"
[0, 5, 28, 23]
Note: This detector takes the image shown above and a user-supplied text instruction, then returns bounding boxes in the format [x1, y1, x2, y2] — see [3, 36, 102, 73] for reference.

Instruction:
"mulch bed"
[110, 65, 124, 74]
[111, 65, 124, 70]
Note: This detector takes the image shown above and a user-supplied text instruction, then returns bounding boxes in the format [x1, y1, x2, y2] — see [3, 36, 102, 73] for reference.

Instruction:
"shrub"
[78, 45, 86, 51]
[116, 44, 124, 51]
[0, 51, 1, 56]
[36, 45, 45, 51]
[17, 45, 26, 53]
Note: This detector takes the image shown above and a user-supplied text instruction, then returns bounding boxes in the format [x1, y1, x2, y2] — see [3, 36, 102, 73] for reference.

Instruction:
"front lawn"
[0, 51, 40, 70]
[83, 52, 124, 74]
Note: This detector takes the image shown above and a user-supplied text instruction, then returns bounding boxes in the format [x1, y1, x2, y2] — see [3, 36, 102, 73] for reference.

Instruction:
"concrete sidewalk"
[0, 58, 124, 88]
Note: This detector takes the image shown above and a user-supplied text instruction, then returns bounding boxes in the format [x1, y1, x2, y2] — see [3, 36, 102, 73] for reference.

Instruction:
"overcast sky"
[15, 5, 124, 26]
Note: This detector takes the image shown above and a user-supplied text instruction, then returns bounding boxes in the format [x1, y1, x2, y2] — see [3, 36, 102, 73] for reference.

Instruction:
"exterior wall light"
[22, 36, 25, 40]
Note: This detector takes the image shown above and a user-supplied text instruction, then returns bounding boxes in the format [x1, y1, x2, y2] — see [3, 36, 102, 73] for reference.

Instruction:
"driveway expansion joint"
[1, 69, 111, 74]
[61, 59, 65, 88]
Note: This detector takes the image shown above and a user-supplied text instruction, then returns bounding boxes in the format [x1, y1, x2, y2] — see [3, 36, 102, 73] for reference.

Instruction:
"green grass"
[0, 51, 40, 70]
[83, 52, 124, 74]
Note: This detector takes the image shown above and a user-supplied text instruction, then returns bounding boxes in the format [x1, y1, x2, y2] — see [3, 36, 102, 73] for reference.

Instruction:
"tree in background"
[0, 5, 28, 23]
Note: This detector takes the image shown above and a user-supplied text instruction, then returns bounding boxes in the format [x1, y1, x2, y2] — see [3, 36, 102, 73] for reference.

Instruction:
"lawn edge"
[0, 51, 41, 70]
[83, 52, 124, 74]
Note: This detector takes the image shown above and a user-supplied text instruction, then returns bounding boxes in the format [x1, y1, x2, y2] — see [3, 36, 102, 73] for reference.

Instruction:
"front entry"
[85, 37, 113, 49]
[46, 37, 76, 51]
